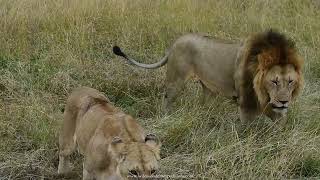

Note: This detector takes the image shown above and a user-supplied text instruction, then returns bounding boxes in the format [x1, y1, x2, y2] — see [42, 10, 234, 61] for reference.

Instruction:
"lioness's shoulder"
[67, 86, 110, 107]
[70, 86, 101, 95]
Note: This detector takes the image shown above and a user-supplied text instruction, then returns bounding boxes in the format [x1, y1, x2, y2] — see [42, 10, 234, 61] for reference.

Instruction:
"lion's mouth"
[271, 104, 288, 112]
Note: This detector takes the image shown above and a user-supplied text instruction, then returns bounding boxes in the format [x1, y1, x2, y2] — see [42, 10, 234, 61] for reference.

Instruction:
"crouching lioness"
[58, 87, 161, 180]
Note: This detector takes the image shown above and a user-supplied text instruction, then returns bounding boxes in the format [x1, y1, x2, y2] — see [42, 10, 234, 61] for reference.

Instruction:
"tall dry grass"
[1, 0, 320, 179]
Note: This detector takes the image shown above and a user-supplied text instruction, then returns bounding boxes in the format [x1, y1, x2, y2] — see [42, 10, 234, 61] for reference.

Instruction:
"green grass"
[1, 0, 320, 179]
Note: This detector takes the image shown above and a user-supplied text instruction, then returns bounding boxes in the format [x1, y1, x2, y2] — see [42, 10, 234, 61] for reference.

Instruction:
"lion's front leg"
[238, 86, 260, 129]
[239, 106, 258, 126]
[265, 109, 288, 127]
[239, 105, 260, 129]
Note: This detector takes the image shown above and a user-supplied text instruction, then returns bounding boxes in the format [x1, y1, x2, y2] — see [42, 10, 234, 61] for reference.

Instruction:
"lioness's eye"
[150, 169, 157, 175]
[271, 80, 278, 85]
[129, 170, 139, 176]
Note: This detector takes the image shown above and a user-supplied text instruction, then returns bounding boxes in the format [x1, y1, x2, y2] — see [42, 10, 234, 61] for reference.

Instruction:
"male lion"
[58, 87, 161, 180]
[113, 30, 304, 123]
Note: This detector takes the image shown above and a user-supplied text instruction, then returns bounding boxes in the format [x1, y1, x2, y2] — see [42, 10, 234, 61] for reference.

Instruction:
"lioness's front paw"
[58, 160, 73, 174]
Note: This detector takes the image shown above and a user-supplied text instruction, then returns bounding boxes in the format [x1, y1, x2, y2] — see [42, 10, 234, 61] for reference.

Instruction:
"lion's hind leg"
[200, 81, 214, 105]
[163, 80, 185, 113]
[163, 60, 193, 113]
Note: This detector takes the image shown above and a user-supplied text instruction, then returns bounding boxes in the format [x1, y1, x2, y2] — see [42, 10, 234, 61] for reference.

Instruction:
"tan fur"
[58, 87, 161, 180]
[114, 30, 304, 124]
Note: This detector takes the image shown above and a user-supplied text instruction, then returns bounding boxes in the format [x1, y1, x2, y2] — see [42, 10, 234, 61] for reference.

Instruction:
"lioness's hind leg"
[82, 163, 94, 180]
[58, 105, 77, 174]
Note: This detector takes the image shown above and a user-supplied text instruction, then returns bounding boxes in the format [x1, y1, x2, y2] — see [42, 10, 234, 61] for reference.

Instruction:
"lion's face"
[109, 134, 161, 179]
[261, 64, 300, 113]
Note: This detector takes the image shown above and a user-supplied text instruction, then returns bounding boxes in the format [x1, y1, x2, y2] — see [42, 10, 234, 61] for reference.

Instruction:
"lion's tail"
[112, 46, 169, 69]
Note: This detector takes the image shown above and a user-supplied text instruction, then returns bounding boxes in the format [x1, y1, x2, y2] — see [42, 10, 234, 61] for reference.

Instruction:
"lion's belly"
[200, 74, 237, 98]
[194, 43, 239, 98]
[200, 69, 237, 98]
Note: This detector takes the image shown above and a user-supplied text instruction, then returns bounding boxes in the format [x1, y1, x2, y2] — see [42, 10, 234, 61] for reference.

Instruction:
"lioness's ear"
[109, 137, 126, 161]
[145, 133, 161, 159]
[145, 133, 161, 148]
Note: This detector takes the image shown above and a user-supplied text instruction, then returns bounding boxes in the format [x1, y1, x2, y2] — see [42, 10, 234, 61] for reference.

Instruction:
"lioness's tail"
[113, 46, 169, 69]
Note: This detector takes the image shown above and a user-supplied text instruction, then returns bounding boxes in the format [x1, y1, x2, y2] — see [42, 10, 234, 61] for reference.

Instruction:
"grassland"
[1, 0, 320, 179]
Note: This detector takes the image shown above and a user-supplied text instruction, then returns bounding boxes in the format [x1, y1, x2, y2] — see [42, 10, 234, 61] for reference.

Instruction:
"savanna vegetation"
[1, 0, 320, 179]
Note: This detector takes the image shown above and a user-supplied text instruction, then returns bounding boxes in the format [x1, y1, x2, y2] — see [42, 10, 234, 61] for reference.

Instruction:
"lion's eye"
[288, 80, 293, 85]
[271, 80, 278, 86]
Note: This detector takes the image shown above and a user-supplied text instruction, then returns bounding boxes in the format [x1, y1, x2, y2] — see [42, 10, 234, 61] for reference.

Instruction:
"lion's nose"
[279, 100, 288, 105]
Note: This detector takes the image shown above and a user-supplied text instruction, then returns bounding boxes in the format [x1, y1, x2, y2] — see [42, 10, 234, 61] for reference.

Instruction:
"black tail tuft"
[113, 46, 127, 58]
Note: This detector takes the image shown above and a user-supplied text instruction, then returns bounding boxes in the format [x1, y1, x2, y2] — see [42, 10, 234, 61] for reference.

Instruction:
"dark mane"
[239, 29, 303, 111]
[247, 29, 299, 69]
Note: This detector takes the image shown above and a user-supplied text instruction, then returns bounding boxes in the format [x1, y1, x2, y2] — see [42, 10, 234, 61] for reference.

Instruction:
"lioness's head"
[248, 30, 304, 113]
[109, 134, 161, 179]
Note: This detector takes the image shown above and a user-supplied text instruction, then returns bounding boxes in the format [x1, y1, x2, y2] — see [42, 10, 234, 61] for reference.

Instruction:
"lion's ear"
[292, 74, 304, 100]
[257, 50, 275, 70]
[109, 137, 126, 161]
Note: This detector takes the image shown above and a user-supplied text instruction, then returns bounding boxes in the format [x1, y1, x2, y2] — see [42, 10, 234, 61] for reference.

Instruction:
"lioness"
[113, 30, 304, 123]
[58, 87, 161, 180]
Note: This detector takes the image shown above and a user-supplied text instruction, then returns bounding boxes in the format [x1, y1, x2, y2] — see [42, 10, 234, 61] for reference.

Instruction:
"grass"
[1, 0, 320, 179]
